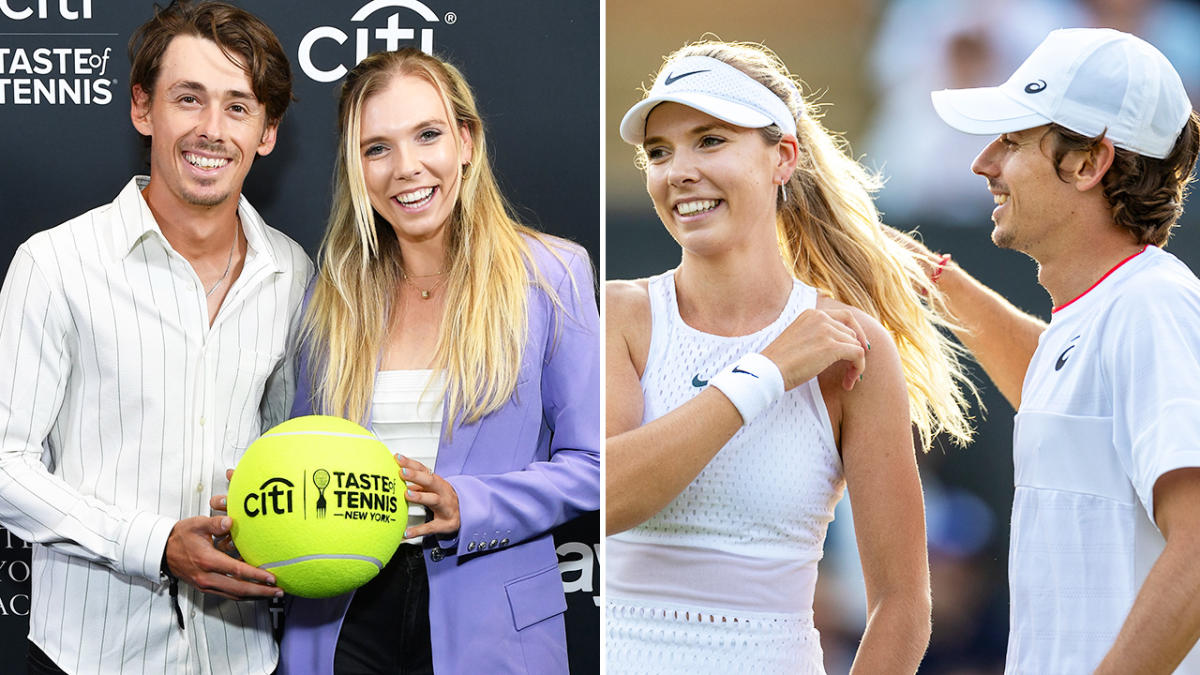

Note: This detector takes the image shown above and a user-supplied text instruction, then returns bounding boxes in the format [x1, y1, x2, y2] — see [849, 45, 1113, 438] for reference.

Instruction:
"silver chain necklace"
[205, 228, 237, 298]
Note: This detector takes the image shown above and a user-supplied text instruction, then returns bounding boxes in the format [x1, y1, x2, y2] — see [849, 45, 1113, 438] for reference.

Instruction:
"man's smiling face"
[132, 34, 276, 213]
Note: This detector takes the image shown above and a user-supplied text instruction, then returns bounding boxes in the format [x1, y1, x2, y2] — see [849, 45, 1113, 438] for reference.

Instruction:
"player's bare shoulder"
[812, 293, 903, 431]
[814, 294, 890, 347]
[606, 279, 653, 375]
[606, 279, 651, 331]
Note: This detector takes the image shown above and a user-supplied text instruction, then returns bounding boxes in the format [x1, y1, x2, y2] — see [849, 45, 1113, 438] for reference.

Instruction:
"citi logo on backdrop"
[299, 0, 452, 83]
[0, 0, 92, 21]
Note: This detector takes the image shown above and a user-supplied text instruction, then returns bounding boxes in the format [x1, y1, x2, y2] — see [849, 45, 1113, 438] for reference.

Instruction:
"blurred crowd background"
[604, 0, 1200, 672]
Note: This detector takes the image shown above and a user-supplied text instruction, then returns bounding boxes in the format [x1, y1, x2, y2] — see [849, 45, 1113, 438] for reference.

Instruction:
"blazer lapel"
[433, 399, 482, 477]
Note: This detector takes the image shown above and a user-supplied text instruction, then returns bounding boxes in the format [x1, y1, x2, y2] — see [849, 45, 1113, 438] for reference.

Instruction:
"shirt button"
[196, 482, 204, 493]
[199, 416, 206, 426]
[467, 541, 476, 552]
[430, 548, 445, 562]
[489, 539, 498, 548]
[499, 538, 509, 546]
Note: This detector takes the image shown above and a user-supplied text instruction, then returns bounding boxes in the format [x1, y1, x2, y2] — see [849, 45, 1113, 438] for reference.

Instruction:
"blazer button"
[430, 548, 445, 562]
[467, 541, 476, 552]
[499, 538, 509, 546]
[489, 539, 499, 548]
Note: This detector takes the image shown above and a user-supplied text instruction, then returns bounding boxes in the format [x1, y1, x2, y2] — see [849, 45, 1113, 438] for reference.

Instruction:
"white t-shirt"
[1007, 245, 1200, 674]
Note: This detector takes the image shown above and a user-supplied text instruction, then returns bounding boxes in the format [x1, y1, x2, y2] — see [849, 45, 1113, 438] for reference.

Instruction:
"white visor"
[620, 55, 797, 145]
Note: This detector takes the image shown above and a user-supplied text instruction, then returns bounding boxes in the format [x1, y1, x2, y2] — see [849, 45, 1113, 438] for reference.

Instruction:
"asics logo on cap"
[664, 69, 710, 86]
[1024, 80, 1048, 94]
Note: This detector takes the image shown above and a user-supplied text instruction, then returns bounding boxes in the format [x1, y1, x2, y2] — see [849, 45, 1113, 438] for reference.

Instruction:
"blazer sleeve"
[445, 243, 601, 554]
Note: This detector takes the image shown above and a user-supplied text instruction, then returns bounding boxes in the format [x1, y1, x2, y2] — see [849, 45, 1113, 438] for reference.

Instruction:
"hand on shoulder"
[761, 294, 873, 392]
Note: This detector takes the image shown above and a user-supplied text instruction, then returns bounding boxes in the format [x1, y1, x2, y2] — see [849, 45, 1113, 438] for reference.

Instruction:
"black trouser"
[333, 543, 434, 675]
[27, 642, 67, 675]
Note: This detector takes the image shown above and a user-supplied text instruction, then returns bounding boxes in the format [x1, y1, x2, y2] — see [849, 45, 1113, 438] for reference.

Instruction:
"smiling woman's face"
[641, 102, 783, 256]
[358, 73, 472, 246]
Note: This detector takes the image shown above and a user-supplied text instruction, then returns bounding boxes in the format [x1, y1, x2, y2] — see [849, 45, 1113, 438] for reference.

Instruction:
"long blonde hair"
[302, 48, 557, 426]
[645, 41, 975, 449]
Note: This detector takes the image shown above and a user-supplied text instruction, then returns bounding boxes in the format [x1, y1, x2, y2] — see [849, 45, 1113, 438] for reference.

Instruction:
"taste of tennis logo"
[298, 0, 456, 83]
[319, 470, 400, 522]
[0, 0, 114, 105]
[243, 471, 399, 522]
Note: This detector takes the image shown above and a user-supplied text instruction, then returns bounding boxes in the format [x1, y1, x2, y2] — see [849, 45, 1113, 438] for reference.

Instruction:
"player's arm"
[0, 247, 171, 581]
[886, 227, 1044, 408]
[605, 279, 743, 535]
[1096, 468, 1200, 674]
[1096, 288, 1200, 672]
[605, 280, 870, 535]
[837, 310, 931, 674]
[0, 247, 274, 599]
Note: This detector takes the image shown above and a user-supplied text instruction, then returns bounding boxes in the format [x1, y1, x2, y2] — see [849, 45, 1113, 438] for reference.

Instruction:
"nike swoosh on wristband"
[664, 69, 709, 86]
[731, 367, 759, 378]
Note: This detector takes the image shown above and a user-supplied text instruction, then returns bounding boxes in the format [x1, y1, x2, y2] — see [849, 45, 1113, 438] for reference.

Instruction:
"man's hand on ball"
[165, 515, 282, 600]
[208, 468, 240, 558]
[395, 455, 460, 538]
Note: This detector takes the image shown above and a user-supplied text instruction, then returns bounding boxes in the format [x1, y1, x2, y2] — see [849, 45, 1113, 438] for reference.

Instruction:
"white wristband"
[708, 353, 785, 424]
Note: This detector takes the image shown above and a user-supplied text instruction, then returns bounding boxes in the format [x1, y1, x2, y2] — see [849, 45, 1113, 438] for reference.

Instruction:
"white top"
[607, 270, 844, 613]
[0, 177, 312, 675]
[371, 369, 446, 545]
[1007, 245, 1200, 674]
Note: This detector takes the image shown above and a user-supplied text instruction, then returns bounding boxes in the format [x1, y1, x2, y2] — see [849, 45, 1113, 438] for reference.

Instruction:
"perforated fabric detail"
[610, 270, 844, 562]
[606, 598, 826, 674]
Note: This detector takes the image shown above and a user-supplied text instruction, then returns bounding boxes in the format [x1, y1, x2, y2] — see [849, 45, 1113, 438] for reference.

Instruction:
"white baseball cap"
[619, 54, 797, 145]
[931, 28, 1193, 159]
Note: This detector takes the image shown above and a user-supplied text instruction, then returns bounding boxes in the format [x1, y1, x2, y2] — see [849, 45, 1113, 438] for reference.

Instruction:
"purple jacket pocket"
[505, 564, 567, 630]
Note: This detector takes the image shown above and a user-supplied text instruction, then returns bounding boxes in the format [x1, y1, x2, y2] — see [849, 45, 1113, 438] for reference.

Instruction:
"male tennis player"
[907, 27, 1200, 674]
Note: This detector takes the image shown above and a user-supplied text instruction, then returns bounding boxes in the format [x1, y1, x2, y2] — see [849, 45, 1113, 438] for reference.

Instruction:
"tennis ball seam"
[261, 554, 384, 570]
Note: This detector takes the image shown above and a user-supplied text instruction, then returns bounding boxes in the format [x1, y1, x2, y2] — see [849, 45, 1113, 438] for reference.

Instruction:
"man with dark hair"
[0, 2, 310, 673]
[903, 27, 1200, 674]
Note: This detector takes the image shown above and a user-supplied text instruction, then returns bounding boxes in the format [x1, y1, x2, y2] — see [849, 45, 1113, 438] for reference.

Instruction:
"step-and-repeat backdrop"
[0, 0, 599, 671]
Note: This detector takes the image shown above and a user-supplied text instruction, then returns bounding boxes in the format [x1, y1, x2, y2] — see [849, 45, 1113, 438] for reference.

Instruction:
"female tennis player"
[606, 40, 973, 673]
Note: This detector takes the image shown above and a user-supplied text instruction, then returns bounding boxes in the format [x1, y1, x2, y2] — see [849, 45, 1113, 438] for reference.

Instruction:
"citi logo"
[0, 0, 92, 21]
[243, 477, 295, 517]
[299, 0, 449, 83]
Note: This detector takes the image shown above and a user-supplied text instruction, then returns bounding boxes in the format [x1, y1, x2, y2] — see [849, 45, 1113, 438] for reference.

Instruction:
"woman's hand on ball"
[395, 455, 460, 538]
[165, 516, 283, 600]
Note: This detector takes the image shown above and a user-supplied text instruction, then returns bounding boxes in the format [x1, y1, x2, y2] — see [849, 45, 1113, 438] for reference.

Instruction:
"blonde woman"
[606, 41, 974, 673]
[278, 48, 599, 674]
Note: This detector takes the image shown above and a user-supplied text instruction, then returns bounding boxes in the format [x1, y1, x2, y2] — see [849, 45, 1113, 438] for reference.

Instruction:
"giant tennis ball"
[228, 415, 407, 598]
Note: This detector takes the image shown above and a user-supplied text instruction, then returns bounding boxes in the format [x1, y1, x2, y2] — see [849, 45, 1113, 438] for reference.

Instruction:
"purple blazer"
[278, 237, 600, 674]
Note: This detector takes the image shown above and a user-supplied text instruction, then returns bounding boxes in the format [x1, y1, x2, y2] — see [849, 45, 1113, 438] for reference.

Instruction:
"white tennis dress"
[607, 271, 844, 674]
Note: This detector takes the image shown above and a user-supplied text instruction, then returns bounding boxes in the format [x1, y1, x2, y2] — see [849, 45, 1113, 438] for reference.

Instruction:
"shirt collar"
[112, 175, 280, 274]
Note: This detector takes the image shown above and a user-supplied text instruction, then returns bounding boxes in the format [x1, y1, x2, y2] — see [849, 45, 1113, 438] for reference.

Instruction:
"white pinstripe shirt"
[0, 176, 312, 674]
